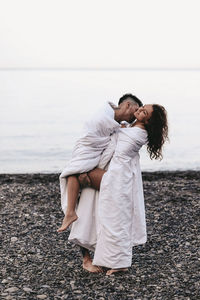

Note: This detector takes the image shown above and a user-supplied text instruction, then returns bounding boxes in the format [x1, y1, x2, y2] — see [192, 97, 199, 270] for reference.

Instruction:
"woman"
[68, 104, 168, 275]
[57, 98, 141, 232]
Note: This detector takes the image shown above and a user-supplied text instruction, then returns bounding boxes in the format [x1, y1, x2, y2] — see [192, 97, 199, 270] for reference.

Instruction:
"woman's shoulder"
[124, 123, 145, 130]
[120, 126, 147, 143]
[124, 125, 146, 133]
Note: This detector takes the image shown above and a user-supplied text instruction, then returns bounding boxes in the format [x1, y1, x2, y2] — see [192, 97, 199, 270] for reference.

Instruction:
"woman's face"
[134, 105, 153, 124]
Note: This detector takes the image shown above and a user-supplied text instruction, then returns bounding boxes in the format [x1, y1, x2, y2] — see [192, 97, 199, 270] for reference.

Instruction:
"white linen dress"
[69, 126, 148, 269]
[93, 126, 147, 268]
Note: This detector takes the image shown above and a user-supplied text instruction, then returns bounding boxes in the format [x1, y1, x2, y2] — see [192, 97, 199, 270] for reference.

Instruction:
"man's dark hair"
[118, 94, 143, 107]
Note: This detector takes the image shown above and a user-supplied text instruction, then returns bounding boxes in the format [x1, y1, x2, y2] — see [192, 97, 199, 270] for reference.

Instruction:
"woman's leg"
[57, 175, 79, 232]
[57, 168, 105, 232]
[78, 168, 106, 190]
[80, 247, 103, 273]
[88, 168, 106, 190]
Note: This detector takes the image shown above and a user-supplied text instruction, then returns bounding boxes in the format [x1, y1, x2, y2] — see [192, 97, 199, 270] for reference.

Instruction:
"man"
[58, 94, 143, 233]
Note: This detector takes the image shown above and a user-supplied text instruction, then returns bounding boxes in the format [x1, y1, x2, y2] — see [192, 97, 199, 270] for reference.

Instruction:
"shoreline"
[0, 170, 199, 183]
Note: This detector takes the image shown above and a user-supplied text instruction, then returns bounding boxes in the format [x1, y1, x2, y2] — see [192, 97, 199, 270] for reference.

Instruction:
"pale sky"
[0, 0, 200, 69]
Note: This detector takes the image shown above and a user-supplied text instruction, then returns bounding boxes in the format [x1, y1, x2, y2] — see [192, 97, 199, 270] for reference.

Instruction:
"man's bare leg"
[57, 175, 79, 232]
[81, 247, 103, 273]
[106, 268, 128, 276]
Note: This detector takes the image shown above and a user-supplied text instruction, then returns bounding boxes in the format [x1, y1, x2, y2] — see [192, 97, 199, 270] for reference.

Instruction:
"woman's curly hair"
[144, 104, 169, 160]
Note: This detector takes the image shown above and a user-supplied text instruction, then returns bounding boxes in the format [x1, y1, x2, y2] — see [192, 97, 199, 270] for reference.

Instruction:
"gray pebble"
[2, 279, 8, 284]
[10, 237, 18, 242]
[23, 287, 33, 292]
[4, 287, 19, 293]
[37, 295, 47, 299]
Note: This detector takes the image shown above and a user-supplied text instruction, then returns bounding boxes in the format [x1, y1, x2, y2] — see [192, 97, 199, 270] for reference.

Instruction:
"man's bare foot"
[57, 212, 78, 233]
[83, 258, 103, 273]
[106, 268, 128, 276]
[78, 173, 91, 189]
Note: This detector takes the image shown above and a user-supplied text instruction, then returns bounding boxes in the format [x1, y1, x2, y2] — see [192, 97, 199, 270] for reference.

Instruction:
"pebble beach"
[0, 171, 199, 300]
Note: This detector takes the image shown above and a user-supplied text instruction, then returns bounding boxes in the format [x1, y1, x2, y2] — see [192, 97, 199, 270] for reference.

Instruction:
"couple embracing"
[57, 94, 168, 275]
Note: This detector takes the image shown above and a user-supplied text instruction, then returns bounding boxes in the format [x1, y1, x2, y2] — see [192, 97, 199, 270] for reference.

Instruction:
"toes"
[57, 228, 63, 233]
[93, 266, 103, 273]
[106, 270, 112, 276]
[92, 268, 100, 273]
[57, 225, 69, 233]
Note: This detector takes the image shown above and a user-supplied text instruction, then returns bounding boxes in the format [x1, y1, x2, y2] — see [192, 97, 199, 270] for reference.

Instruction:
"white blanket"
[69, 127, 148, 269]
[60, 102, 120, 214]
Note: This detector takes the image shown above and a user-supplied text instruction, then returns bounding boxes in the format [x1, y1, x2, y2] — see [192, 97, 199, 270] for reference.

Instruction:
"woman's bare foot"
[83, 256, 103, 273]
[106, 268, 128, 276]
[57, 212, 78, 233]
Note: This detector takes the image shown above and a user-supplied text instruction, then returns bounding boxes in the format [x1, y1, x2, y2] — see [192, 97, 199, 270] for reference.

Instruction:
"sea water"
[0, 69, 199, 173]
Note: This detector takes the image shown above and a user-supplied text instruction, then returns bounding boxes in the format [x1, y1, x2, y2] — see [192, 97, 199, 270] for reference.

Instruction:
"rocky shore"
[0, 171, 199, 300]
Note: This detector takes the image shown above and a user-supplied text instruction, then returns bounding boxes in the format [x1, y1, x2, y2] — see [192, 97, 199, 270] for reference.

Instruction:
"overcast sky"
[0, 0, 200, 69]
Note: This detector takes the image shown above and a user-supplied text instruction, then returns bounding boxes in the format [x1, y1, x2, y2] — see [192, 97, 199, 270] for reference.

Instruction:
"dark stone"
[0, 172, 199, 299]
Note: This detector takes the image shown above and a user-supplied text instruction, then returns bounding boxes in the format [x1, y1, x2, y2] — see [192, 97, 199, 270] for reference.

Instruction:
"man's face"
[121, 99, 139, 123]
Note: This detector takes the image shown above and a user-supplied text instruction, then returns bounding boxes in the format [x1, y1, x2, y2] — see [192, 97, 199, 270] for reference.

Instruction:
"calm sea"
[0, 69, 199, 173]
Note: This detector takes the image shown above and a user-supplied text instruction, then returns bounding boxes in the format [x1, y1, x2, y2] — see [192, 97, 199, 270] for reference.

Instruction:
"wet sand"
[0, 171, 199, 299]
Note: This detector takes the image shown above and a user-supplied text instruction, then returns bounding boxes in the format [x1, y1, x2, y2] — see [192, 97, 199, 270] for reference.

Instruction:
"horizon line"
[0, 67, 200, 71]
